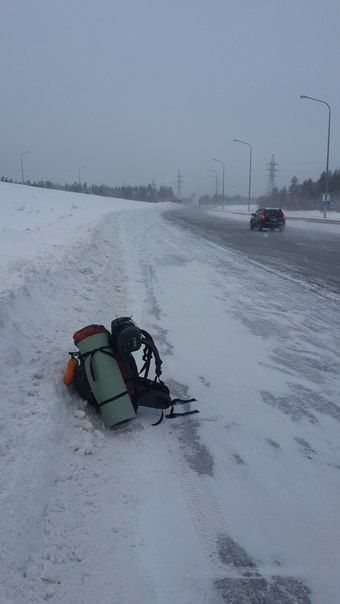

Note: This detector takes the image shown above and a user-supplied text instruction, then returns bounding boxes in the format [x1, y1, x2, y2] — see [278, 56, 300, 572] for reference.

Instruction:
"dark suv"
[250, 208, 286, 231]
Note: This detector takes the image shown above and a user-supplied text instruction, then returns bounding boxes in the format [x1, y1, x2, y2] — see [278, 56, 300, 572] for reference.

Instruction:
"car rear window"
[265, 209, 283, 217]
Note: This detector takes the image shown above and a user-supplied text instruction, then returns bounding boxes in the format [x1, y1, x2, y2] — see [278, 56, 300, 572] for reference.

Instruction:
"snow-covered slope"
[0, 183, 339, 603]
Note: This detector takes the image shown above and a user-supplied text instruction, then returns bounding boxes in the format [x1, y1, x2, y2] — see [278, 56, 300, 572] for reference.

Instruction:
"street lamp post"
[300, 94, 331, 219]
[206, 169, 218, 208]
[233, 139, 252, 212]
[78, 164, 88, 186]
[21, 150, 30, 184]
[212, 158, 225, 210]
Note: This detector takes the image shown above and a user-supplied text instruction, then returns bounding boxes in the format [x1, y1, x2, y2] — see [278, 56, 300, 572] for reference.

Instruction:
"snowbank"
[0, 181, 151, 292]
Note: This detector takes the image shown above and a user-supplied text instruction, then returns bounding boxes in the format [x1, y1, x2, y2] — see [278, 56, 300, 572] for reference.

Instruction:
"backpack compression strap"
[76, 347, 116, 381]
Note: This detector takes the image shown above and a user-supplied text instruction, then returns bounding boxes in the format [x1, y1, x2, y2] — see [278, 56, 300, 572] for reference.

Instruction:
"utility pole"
[233, 139, 253, 212]
[176, 169, 185, 201]
[266, 154, 279, 196]
[21, 150, 30, 184]
[300, 95, 331, 219]
[212, 158, 225, 210]
[78, 164, 88, 186]
[206, 169, 218, 207]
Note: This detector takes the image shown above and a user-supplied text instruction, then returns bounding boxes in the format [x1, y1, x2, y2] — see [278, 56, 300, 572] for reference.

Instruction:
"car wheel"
[250, 223, 255, 230]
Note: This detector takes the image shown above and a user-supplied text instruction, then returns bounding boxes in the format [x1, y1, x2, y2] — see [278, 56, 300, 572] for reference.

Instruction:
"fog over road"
[164, 208, 340, 294]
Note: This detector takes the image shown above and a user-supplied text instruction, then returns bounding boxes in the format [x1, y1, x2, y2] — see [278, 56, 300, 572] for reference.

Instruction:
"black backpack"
[70, 317, 198, 426]
[112, 317, 198, 425]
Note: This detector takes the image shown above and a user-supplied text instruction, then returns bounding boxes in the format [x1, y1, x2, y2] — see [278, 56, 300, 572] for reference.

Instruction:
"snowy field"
[0, 183, 339, 603]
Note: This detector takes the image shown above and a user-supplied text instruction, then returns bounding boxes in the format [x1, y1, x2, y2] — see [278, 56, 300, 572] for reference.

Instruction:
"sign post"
[322, 193, 331, 220]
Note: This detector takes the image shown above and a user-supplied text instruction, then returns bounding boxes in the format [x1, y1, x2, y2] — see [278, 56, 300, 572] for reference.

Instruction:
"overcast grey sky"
[0, 0, 339, 197]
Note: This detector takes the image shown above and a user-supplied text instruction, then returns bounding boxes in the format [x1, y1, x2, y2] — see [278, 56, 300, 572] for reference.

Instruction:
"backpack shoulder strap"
[139, 330, 163, 379]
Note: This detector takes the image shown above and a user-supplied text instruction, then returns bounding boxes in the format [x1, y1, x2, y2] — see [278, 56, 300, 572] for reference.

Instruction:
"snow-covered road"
[0, 184, 339, 603]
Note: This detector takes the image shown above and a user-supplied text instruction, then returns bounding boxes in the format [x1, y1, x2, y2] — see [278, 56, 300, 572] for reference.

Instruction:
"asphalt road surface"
[164, 208, 340, 294]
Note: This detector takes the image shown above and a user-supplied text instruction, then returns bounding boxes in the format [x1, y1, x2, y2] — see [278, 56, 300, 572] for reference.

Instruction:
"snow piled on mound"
[0, 182, 145, 293]
[0, 184, 161, 602]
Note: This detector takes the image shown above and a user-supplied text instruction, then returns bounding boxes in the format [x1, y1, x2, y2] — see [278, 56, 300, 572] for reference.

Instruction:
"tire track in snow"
[166, 427, 311, 603]
[124, 211, 256, 592]
[122, 208, 312, 603]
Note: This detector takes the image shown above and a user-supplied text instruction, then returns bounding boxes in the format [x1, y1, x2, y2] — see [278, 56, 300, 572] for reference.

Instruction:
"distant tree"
[329, 169, 340, 192]
[300, 178, 314, 198]
[289, 176, 299, 196]
[279, 186, 288, 206]
[159, 185, 175, 201]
